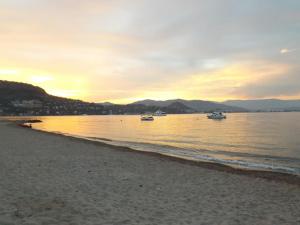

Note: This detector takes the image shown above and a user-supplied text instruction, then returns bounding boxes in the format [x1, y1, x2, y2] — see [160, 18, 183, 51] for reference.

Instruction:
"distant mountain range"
[223, 99, 300, 111]
[132, 99, 246, 112]
[1, 80, 300, 116]
[0, 80, 246, 116]
[97, 102, 114, 106]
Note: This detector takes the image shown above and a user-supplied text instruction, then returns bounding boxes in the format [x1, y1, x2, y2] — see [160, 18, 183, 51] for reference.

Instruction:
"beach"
[0, 121, 300, 225]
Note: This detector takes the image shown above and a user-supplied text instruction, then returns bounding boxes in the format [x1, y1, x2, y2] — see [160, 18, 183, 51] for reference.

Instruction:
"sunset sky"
[0, 0, 299, 103]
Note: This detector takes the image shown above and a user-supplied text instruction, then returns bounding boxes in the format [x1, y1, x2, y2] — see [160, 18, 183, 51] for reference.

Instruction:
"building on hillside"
[11, 100, 42, 108]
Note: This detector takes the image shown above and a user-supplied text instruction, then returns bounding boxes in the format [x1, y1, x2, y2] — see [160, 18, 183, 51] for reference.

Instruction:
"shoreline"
[9, 120, 300, 186]
[1, 119, 300, 224]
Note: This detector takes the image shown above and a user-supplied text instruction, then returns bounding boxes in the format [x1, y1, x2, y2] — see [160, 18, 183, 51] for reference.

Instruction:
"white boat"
[153, 110, 167, 116]
[207, 112, 226, 119]
[141, 115, 154, 121]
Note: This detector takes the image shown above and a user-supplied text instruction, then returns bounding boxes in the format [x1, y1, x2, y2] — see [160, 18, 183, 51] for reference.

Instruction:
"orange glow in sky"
[0, 0, 299, 103]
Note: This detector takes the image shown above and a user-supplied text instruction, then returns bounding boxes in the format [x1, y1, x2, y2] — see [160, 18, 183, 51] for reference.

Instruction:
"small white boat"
[141, 115, 154, 121]
[153, 110, 167, 116]
[207, 112, 226, 119]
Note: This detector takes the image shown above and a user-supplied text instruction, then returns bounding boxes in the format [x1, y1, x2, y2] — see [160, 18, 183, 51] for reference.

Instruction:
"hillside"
[133, 99, 246, 112]
[0, 80, 102, 116]
[0, 80, 83, 103]
[3, 80, 274, 116]
[0, 80, 198, 116]
[0, 80, 48, 102]
[223, 99, 300, 111]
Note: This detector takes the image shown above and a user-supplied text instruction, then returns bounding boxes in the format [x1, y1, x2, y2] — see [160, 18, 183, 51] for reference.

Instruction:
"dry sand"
[0, 121, 300, 225]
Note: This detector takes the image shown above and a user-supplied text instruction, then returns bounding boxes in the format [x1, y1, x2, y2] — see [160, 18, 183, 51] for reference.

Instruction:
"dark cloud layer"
[232, 68, 300, 98]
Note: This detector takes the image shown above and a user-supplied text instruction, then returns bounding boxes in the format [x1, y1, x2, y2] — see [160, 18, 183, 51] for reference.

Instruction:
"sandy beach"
[0, 121, 300, 225]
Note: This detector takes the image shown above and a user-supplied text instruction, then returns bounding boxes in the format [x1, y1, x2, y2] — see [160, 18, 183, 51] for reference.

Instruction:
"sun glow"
[0, 67, 90, 100]
[30, 75, 53, 84]
[0, 0, 299, 103]
[0, 69, 19, 75]
[0, 59, 295, 104]
[163, 61, 293, 102]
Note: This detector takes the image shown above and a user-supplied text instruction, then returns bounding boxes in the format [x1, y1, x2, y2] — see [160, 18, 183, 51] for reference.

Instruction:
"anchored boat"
[141, 115, 154, 121]
[153, 110, 167, 116]
[207, 112, 226, 120]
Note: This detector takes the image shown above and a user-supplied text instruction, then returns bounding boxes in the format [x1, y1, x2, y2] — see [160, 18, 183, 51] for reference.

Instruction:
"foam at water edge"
[33, 128, 299, 175]
[83, 135, 299, 175]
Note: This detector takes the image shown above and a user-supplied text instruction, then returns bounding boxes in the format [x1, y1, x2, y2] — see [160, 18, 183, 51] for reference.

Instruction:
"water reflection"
[26, 112, 300, 173]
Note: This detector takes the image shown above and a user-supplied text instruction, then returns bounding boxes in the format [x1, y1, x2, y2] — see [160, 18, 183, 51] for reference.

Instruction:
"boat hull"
[141, 118, 154, 121]
[207, 115, 226, 119]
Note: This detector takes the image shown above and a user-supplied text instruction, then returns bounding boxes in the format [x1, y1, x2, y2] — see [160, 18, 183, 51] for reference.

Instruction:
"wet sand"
[0, 121, 300, 225]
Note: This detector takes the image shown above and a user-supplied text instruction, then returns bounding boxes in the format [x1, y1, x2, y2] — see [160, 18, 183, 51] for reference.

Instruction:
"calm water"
[30, 113, 300, 174]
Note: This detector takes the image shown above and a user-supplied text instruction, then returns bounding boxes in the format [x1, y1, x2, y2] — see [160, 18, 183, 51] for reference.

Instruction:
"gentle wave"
[54, 131, 300, 175]
[154, 138, 287, 152]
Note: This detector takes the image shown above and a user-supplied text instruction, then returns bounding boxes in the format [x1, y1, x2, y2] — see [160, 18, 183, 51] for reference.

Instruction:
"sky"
[0, 0, 299, 103]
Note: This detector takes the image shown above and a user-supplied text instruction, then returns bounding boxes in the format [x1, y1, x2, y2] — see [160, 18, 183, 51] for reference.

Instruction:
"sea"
[29, 112, 300, 175]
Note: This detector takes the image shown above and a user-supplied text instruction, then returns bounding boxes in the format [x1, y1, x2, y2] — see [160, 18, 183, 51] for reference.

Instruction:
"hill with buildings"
[0, 80, 103, 116]
[0, 80, 252, 116]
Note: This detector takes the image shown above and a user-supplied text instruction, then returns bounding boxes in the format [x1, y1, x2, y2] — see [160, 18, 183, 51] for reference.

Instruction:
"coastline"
[7, 120, 300, 186]
[1, 120, 300, 224]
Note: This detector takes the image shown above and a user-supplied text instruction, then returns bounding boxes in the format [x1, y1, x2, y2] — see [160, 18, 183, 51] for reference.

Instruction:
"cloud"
[230, 65, 300, 99]
[280, 48, 296, 54]
[0, 0, 300, 102]
[0, 69, 19, 75]
[161, 60, 293, 101]
[30, 75, 53, 84]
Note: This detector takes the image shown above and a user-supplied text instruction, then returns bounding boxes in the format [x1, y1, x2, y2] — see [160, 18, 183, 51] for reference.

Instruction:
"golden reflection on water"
[28, 113, 300, 160]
